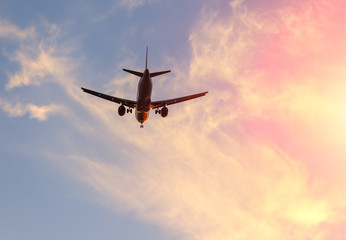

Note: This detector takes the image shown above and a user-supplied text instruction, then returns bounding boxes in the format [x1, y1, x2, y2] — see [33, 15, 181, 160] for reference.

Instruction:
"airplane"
[81, 47, 208, 128]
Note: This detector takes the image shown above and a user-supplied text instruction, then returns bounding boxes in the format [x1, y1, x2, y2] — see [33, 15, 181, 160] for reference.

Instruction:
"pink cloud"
[187, 0, 346, 238]
[244, 0, 346, 175]
[39, 1, 346, 239]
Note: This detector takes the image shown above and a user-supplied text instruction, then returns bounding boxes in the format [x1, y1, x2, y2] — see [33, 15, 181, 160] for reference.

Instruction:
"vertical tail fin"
[145, 46, 148, 70]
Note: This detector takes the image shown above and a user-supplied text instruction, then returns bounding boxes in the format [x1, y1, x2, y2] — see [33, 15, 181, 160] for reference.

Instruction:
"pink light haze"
[187, 0, 346, 238]
[43, 0, 346, 239]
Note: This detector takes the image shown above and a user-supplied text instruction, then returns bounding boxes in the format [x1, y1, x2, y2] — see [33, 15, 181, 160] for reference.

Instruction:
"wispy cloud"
[52, 0, 346, 239]
[92, 0, 161, 22]
[117, 0, 160, 10]
[6, 43, 74, 90]
[2, 0, 346, 239]
[0, 98, 65, 121]
[1, 20, 82, 122]
[4, 21, 76, 90]
[0, 19, 35, 40]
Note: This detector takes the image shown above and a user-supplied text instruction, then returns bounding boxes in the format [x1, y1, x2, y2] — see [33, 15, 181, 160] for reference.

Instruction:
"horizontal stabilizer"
[123, 69, 143, 77]
[150, 70, 171, 78]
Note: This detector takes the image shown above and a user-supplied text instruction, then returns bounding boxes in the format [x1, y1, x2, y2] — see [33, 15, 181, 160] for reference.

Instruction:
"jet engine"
[118, 105, 126, 116]
[161, 106, 168, 118]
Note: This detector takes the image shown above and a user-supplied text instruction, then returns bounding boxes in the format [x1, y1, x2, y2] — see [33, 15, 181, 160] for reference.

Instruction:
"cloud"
[1, 19, 140, 154]
[0, 19, 35, 40]
[4, 21, 76, 90]
[117, 0, 160, 10]
[1, 19, 135, 136]
[3, 0, 346, 239]
[118, 0, 145, 9]
[2, 20, 83, 121]
[6, 43, 74, 90]
[62, 141, 329, 239]
[92, 0, 161, 22]
[0, 98, 65, 121]
[52, 0, 346, 239]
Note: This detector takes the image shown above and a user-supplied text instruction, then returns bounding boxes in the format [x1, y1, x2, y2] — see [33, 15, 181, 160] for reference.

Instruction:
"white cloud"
[6, 43, 74, 90]
[117, 0, 160, 9]
[0, 98, 65, 121]
[119, 0, 145, 9]
[1, 20, 81, 122]
[92, 0, 161, 21]
[0, 19, 35, 40]
[4, 21, 76, 90]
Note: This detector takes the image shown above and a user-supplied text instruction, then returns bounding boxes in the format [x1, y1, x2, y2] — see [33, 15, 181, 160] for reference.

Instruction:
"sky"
[1, 0, 346, 239]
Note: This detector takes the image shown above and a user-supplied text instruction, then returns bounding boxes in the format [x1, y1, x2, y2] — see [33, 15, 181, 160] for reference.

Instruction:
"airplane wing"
[150, 91, 208, 109]
[81, 87, 137, 108]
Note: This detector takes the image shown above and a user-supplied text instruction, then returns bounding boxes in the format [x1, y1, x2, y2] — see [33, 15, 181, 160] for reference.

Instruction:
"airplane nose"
[136, 111, 149, 124]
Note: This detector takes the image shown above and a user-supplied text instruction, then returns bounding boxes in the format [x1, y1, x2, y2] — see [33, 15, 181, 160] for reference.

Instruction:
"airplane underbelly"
[136, 102, 150, 112]
[136, 110, 149, 123]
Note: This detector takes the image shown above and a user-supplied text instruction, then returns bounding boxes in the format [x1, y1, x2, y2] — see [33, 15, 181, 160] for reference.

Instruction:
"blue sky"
[0, 1, 204, 239]
[2, 0, 346, 239]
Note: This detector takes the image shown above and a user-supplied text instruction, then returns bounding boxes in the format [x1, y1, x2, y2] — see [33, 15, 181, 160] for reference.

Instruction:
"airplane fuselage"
[135, 69, 152, 124]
